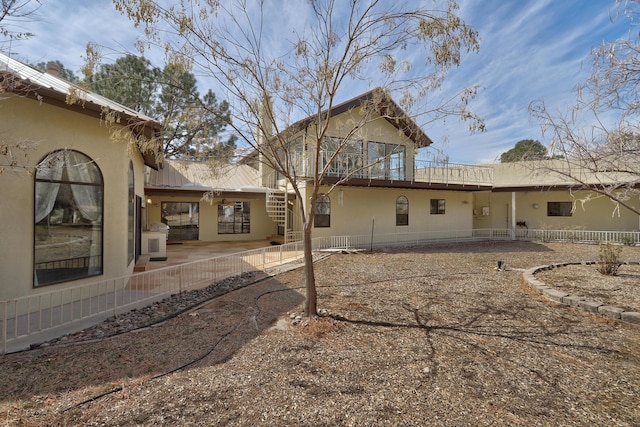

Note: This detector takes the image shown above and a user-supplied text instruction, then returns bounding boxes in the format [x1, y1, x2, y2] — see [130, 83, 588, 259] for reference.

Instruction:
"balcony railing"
[414, 160, 494, 187]
[272, 151, 493, 187]
[318, 152, 494, 186]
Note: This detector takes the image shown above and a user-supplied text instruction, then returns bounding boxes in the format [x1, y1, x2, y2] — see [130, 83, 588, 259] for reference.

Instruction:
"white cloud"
[5, 0, 633, 164]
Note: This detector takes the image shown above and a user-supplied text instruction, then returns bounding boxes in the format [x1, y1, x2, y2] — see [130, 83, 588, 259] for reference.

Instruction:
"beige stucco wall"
[307, 186, 473, 238]
[473, 190, 639, 231]
[145, 194, 277, 242]
[0, 95, 146, 300]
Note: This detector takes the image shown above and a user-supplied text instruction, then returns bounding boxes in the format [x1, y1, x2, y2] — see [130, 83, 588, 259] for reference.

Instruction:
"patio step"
[134, 255, 150, 272]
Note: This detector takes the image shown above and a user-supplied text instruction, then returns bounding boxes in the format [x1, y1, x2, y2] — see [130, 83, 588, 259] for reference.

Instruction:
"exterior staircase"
[266, 189, 287, 227]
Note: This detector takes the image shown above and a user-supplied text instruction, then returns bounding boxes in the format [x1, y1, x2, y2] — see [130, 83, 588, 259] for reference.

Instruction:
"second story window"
[367, 142, 405, 180]
[389, 145, 405, 180]
[314, 194, 331, 227]
[321, 137, 363, 178]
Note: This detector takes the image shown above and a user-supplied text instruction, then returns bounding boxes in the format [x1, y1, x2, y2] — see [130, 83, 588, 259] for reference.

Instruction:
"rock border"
[522, 261, 640, 326]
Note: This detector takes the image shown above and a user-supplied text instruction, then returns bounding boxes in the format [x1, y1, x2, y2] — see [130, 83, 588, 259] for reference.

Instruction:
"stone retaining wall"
[522, 262, 640, 326]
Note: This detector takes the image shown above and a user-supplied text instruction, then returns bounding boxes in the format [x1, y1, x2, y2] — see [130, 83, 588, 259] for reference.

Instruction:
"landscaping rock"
[621, 311, 640, 325]
[598, 305, 624, 320]
[542, 288, 569, 303]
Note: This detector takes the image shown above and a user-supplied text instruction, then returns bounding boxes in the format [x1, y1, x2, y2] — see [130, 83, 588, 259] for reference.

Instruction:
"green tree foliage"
[87, 54, 158, 116]
[500, 139, 548, 162]
[34, 60, 79, 82]
[155, 64, 236, 158]
[87, 54, 235, 160]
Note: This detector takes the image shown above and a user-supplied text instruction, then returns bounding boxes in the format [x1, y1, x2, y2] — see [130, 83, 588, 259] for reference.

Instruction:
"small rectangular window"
[547, 201, 573, 217]
[430, 199, 445, 215]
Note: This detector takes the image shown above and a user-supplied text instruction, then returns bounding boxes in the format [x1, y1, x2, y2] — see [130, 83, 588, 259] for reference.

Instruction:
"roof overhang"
[0, 53, 164, 169]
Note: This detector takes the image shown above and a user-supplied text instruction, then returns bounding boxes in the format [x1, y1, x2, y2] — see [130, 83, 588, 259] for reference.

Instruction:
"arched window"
[34, 150, 103, 286]
[127, 160, 135, 264]
[314, 194, 331, 228]
[396, 196, 409, 226]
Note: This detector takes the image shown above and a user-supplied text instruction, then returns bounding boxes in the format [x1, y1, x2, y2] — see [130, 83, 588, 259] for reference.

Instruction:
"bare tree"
[113, 0, 483, 315]
[0, 0, 40, 47]
[529, 1, 640, 217]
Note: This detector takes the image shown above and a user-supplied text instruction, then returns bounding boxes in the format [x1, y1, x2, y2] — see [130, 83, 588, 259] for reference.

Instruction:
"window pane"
[322, 137, 363, 178]
[127, 161, 134, 264]
[547, 202, 572, 216]
[34, 150, 103, 287]
[314, 195, 331, 228]
[163, 202, 199, 240]
[396, 196, 409, 226]
[389, 146, 405, 180]
[430, 199, 445, 215]
[368, 142, 387, 179]
[218, 202, 250, 234]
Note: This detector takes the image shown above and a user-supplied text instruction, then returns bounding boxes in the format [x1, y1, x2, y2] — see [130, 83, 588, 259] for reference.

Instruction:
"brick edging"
[522, 262, 640, 326]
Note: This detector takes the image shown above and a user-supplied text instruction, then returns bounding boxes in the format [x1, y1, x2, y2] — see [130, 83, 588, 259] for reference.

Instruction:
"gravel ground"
[1, 241, 639, 426]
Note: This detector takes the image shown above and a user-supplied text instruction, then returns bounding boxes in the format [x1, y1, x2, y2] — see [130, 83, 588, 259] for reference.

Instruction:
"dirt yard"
[1, 241, 639, 426]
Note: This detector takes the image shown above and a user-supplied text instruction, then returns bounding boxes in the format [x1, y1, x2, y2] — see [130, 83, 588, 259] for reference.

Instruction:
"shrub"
[598, 242, 623, 276]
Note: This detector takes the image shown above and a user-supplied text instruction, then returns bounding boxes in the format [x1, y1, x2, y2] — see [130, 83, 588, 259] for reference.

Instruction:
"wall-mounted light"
[146, 198, 152, 204]
[532, 203, 539, 209]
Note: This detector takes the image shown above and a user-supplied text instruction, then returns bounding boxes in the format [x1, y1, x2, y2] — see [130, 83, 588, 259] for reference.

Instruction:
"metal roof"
[145, 159, 266, 192]
[0, 52, 160, 125]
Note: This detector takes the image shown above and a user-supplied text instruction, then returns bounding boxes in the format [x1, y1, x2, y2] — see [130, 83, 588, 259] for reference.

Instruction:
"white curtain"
[35, 152, 64, 223]
[65, 151, 102, 222]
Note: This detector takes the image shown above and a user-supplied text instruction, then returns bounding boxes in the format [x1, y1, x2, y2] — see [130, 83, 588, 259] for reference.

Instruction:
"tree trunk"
[302, 222, 317, 316]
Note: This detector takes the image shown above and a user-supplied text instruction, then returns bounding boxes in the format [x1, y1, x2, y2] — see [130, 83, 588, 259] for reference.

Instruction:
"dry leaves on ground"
[1, 241, 639, 426]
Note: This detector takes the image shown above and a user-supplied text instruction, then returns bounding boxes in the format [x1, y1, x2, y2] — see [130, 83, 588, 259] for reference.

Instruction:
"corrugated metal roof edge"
[1, 53, 163, 169]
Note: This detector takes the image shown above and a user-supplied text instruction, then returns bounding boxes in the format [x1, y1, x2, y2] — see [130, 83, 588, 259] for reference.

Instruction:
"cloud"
[6, 0, 633, 164]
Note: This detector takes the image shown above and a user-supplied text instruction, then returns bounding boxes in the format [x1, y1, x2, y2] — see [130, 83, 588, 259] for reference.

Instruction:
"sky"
[2, 0, 632, 164]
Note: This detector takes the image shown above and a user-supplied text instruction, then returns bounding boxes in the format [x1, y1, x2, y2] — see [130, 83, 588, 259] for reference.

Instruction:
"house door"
[162, 202, 199, 241]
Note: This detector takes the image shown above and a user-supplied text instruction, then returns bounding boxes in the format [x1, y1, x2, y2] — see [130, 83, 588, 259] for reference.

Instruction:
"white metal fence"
[1, 241, 305, 354]
[2, 228, 639, 353]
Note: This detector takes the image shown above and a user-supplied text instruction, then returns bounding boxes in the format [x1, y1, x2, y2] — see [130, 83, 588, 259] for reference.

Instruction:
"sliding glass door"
[161, 202, 199, 241]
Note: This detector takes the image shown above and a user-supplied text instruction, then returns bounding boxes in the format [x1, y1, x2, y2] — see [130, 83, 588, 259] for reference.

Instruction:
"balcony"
[413, 159, 494, 187]
[318, 151, 493, 188]
[265, 151, 494, 189]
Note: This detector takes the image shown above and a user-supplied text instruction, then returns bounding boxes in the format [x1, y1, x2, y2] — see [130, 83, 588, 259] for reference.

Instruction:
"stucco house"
[144, 159, 279, 243]
[146, 90, 638, 247]
[0, 53, 162, 302]
[238, 89, 494, 243]
[144, 90, 495, 246]
[473, 161, 640, 236]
